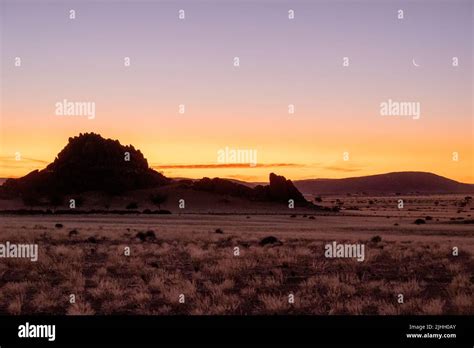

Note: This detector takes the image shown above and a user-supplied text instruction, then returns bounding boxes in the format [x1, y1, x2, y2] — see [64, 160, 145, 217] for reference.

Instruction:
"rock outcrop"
[192, 173, 308, 206]
[1, 133, 169, 199]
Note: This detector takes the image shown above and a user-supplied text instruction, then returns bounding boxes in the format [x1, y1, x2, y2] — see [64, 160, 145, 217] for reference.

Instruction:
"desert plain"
[0, 193, 472, 315]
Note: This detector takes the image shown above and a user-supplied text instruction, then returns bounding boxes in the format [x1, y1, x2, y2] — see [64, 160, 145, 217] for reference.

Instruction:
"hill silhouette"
[294, 172, 474, 195]
[0, 133, 308, 207]
[1, 133, 170, 199]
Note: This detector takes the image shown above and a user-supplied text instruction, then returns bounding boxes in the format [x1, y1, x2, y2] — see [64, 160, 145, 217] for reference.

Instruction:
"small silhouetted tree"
[150, 192, 168, 210]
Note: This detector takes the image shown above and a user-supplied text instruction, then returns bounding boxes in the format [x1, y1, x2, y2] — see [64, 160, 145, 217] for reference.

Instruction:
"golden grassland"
[0, 195, 473, 315]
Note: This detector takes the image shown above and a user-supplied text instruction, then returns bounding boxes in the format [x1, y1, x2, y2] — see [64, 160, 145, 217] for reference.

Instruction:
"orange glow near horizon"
[1, 98, 473, 183]
[1, 122, 472, 183]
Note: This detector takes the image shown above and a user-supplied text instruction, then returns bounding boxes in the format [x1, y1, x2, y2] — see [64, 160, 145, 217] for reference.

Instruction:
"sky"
[0, 0, 473, 183]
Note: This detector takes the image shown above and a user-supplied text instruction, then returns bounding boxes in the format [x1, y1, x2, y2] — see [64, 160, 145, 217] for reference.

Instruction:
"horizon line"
[1, 170, 473, 185]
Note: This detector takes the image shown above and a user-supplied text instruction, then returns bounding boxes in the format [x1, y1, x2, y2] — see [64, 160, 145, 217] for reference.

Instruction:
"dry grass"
[0, 209, 473, 315]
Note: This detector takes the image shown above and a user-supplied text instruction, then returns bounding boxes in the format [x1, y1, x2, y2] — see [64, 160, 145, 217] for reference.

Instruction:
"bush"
[150, 192, 168, 209]
[259, 236, 282, 246]
[371, 235, 382, 243]
[136, 230, 156, 242]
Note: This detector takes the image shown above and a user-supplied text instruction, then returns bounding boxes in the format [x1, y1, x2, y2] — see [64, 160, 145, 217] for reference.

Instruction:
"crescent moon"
[412, 59, 420, 67]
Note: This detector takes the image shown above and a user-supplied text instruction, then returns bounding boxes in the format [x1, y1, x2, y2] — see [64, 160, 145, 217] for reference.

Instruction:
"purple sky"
[1, 0, 472, 182]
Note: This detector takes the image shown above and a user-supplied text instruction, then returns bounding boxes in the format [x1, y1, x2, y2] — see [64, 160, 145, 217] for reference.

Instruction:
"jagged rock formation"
[267, 173, 306, 203]
[1, 133, 169, 199]
[192, 173, 307, 206]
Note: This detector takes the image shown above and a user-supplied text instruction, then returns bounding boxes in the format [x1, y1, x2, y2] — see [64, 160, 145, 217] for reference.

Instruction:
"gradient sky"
[1, 0, 473, 182]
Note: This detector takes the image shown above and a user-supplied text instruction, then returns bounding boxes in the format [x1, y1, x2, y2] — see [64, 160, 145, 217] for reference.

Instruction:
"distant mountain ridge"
[293, 172, 474, 195]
